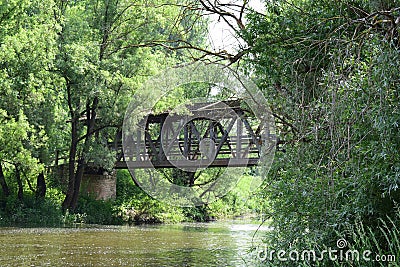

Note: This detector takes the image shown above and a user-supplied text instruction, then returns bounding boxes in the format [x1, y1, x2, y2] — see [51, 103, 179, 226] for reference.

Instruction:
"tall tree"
[240, 0, 400, 259]
[0, 0, 59, 199]
[169, 0, 400, 261]
[54, 0, 205, 211]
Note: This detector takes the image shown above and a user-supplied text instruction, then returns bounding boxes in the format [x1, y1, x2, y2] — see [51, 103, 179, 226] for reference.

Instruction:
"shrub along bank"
[0, 169, 264, 226]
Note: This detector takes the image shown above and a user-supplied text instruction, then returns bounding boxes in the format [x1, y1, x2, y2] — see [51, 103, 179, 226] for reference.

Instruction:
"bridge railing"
[115, 102, 267, 169]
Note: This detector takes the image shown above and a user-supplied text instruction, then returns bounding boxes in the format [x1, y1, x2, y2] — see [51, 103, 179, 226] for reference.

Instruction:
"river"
[0, 221, 268, 266]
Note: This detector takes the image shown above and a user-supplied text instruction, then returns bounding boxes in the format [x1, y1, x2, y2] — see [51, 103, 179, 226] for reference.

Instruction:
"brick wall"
[50, 164, 117, 200]
[81, 171, 117, 200]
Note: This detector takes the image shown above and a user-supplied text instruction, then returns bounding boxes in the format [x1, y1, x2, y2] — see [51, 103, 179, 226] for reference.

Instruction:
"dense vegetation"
[0, 0, 260, 225]
[1, 0, 400, 266]
[0, 168, 261, 226]
[240, 0, 400, 266]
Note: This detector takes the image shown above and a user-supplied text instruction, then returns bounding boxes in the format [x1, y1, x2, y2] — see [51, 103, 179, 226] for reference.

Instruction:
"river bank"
[0, 170, 266, 227]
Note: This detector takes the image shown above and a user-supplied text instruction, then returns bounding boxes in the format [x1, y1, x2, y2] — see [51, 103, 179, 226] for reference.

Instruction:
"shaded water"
[0, 221, 267, 266]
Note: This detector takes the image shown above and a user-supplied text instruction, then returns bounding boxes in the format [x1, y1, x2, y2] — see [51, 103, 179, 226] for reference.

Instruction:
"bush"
[0, 190, 64, 227]
[114, 170, 263, 224]
[75, 195, 120, 225]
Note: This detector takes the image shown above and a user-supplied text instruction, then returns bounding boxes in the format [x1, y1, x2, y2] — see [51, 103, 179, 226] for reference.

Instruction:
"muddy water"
[0, 221, 268, 266]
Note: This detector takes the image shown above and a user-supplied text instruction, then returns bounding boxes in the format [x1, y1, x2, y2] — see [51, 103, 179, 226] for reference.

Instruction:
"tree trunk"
[0, 163, 10, 198]
[70, 158, 85, 211]
[36, 172, 46, 199]
[187, 171, 195, 187]
[63, 97, 99, 211]
[15, 165, 23, 201]
[62, 116, 78, 211]
[62, 80, 79, 212]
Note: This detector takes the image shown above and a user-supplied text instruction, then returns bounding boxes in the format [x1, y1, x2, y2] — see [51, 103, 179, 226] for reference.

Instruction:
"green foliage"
[114, 170, 186, 224]
[0, 110, 43, 193]
[114, 170, 263, 224]
[75, 195, 120, 225]
[241, 0, 400, 265]
[208, 173, 265, 219]
[0, 0, 209, 212]
[0, 189, 64, 227]
[343, 216, 400, 267]
[258, 212, 400, 267]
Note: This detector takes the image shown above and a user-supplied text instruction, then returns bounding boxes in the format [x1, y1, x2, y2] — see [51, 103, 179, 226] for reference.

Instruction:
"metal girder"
[115, 103, 264, 169]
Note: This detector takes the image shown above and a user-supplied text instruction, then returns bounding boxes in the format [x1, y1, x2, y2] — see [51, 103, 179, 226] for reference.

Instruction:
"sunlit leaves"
[0, 110, 43, 182]
[241, 0, 400, 262]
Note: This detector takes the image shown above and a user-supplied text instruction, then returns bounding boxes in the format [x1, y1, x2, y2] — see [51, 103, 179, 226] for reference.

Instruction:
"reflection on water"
[0, 221, 268, 266]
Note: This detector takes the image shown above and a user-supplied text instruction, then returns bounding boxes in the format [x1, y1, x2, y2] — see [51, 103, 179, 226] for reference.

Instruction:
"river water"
[0, 221, 267, 266]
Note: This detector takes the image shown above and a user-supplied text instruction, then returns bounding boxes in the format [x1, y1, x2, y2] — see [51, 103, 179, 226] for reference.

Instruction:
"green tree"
[239, 0, 400, 262]
[0, 0, 60, 200]
[53, 0, 207, 211]
[171, 0, 400, 263]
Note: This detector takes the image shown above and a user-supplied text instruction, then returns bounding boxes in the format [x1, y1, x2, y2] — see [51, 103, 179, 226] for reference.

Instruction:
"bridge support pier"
[50, 164, 117, 201]
[81, 168, 116, 200]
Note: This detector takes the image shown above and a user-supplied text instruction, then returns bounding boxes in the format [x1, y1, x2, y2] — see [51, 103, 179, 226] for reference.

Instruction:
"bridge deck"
[114, 100, 269, 169]
[115, 158, 260, 169]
